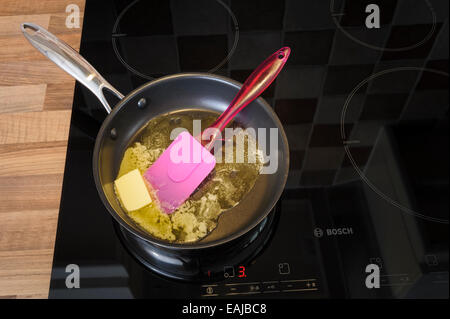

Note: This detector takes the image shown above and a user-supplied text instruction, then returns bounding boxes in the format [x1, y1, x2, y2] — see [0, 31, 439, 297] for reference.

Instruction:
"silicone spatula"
[144, 47, 291, 214]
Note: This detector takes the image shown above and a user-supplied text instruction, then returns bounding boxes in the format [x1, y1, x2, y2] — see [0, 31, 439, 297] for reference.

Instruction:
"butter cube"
[114, 169, 152, 211]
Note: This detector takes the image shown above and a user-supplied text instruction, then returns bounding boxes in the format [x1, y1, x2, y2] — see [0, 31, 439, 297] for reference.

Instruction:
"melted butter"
[116, 110, 262, 243]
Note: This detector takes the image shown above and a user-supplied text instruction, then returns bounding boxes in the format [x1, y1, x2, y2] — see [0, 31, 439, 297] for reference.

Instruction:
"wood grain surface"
[0, 0, 85, 299]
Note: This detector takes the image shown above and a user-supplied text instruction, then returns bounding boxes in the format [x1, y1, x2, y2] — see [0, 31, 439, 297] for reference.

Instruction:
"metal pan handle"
[21, 23, 123, 114]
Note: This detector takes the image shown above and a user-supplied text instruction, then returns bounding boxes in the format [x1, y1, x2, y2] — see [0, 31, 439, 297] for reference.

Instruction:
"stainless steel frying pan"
[22, 23, 289, 252]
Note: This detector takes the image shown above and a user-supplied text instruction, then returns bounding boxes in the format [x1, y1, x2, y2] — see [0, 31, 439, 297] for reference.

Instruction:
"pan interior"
[95, 74, 289, 247]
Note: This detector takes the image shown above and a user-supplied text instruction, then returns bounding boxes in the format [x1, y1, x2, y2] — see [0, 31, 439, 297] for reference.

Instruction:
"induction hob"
[49, 0, 449, 298]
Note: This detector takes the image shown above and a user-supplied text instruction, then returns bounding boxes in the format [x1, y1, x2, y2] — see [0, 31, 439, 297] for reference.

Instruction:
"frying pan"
[22, 23, 289, 251]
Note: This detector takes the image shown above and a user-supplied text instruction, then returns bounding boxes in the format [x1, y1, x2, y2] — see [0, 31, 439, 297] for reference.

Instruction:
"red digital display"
[238, 266, 246, 278]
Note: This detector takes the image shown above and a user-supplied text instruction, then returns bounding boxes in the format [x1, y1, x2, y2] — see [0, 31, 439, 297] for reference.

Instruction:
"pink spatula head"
[143, 131, 216, 213]
[144, 47, 291, 214]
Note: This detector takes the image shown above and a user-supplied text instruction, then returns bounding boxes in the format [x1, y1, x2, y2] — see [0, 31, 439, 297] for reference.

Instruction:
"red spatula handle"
[203, 47, 290, 150]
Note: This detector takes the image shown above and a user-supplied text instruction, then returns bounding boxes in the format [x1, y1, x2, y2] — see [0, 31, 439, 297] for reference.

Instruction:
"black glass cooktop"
[49, 0, 448, 298]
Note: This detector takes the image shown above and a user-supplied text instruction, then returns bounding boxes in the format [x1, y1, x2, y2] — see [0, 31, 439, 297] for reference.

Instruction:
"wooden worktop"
[0, 0, 85, 298]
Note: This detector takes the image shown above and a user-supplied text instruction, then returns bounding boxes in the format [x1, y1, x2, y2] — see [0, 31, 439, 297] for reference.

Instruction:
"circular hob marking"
[112, 0, 239, 80]
[340, 67, 449, 224]
[330, 0, 437, 52]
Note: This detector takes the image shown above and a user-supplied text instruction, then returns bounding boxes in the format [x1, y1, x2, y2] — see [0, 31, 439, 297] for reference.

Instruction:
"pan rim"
[93, 72, 290, 250]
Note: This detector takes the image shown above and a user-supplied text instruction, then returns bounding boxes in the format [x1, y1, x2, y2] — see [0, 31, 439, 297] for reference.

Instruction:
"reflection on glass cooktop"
[49, 0, 448, 298]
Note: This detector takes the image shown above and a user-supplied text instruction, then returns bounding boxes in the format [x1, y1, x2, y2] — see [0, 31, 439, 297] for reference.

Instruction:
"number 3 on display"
[238, 266, 246, 278]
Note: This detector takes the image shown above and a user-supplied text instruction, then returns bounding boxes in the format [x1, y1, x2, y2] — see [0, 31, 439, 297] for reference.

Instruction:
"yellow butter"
[114, 168, 151, 211]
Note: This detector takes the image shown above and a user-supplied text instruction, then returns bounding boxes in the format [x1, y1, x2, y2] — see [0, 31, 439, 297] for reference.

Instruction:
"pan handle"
[21, 23, 123, 114]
